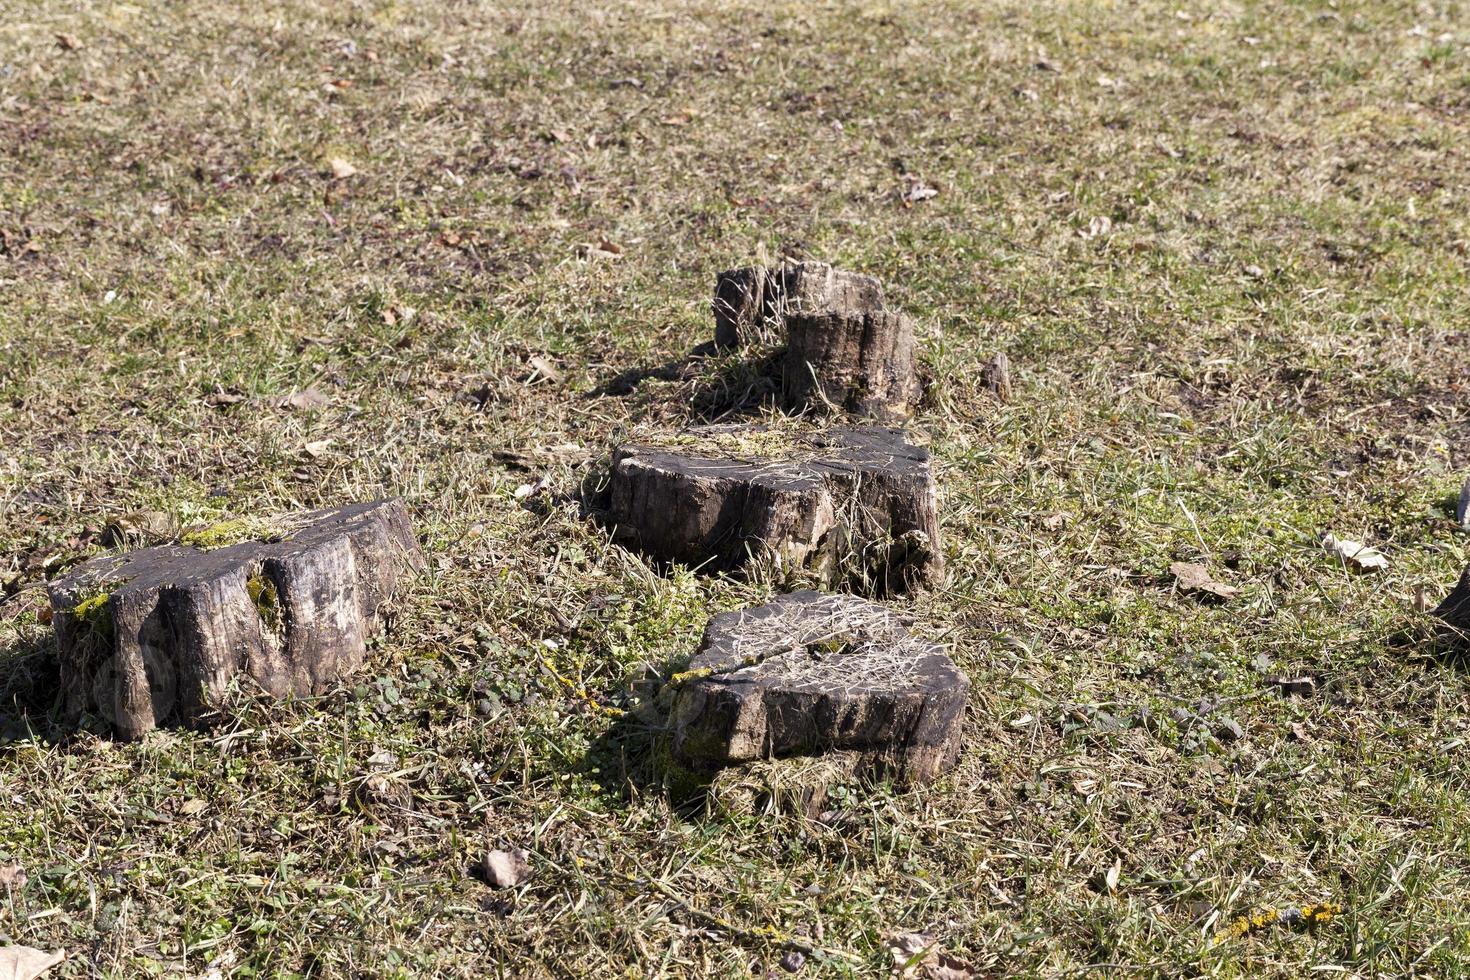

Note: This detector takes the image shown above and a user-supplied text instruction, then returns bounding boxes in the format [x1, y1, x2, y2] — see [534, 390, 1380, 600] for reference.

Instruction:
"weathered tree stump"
[711, 261, 920, 421]
[602, 425, 943, 594]
[782, 304, 920, 421]
[46, 499, 423, 738]
[669, 591, 968, 783]
[712, 261, 885, 350]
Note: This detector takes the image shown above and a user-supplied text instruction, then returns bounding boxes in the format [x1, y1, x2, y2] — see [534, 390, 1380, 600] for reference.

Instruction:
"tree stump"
[712, 261, 884, 350]
[670, 591, 968, 783]
[602, 425, 943, 594]
[711, 261, 920, 420]
[45, 499, 423, 738]
[782, 305, 920, 421]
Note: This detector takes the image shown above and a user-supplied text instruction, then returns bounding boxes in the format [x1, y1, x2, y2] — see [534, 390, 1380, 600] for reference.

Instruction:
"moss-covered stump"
[603, 425, 943, 594]
[45, 500, 423, 738]
[669, 591, 967, 784]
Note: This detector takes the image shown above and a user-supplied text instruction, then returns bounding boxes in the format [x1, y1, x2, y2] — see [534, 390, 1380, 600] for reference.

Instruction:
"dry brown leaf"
[481, 848, 530, 888]
[178, 799, 207, 816]
[885, 933, 974, 979]
[0, 864, 25, 889]
[1079, 215, 1112, 239]
[327, 157, 358, 179]
[579, 240, 623, 260]
[527, 355, 562, 384]
[204, 390, 245, 407]
[1170, 561, 1239, 600]
[55, 33, 82, 51]
[282, 388, 331, 411]
[1322, 534, 1388, 571]
[1104, 857, 1121, 893]
[303, 439, 334, 459]
[0, 946, 65, 980]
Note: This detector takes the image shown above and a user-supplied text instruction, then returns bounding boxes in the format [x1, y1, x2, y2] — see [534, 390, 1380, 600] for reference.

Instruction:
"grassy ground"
[3, 0, 1470, 975]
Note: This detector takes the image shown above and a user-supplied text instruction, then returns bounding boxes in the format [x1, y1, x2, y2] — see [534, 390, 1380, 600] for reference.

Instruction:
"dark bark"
[1435, 566, 1470, 632]
[45, 499, 423, 738]
[602, 425, 942, 594]
[670, 590, 968, 784]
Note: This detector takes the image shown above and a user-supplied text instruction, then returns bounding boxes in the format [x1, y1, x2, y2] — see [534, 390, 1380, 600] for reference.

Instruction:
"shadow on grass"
[581, 662, 717, 818]
[587, 341, 718, 397]
[588, 342, 785, 425]
[0, 629, 73, 743]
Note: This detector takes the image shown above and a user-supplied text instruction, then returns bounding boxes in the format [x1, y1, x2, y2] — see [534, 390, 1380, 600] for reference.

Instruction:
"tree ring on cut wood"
[600, 424, 943, 595]
[669, 590, 967, 784]
[45, 499, 423, 738]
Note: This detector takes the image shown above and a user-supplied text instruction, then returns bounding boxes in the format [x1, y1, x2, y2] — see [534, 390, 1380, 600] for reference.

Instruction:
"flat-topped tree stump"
[670, 591, 968, 783]
[711, 261, 921, 422]
[604, 425, 943, 594]
[46, 499, 423, 738]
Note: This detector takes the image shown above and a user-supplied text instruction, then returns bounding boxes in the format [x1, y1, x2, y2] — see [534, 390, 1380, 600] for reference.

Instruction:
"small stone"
[779, 950, 806, 973]
[481, 848, 530, 888]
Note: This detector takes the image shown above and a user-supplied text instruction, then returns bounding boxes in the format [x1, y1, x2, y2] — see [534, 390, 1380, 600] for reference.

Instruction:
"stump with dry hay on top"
[597, 424, 943, 595]
[667, 590, 968, 799]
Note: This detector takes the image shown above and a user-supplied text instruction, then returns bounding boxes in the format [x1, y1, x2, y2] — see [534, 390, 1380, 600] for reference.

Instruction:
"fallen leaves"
[900, 178, 939, 206]
[0, 864, 25, 889]
[481, 848, 530, 888]
[1169, 561, 1239, 600]
[1322, 534, 1388, 571]
[885, 933, 974, 979]
[525, 355, 562, 385]
[0, 946, 65, 980]
[326, 157, 358, 179]
[279, 388, 332, 411]
[578, 240, 623, 260]
[1078, 215, 1112, 239]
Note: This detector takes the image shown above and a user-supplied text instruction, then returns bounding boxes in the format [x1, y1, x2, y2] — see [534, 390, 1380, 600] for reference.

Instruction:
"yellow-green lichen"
[71, 592, 111, 620]
[181, 519, 260, 550]
[68, 585, 116, 654]
[246, 572, 280, 629]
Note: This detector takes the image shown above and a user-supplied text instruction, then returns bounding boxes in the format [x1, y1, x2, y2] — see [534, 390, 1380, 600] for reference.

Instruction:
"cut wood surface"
[670, 590, 968, 783]
[46, 499, 423, 738]
[603, 425, 943, 594]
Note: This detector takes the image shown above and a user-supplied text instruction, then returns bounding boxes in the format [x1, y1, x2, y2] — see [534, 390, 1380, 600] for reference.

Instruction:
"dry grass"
[4, 0, 1470, 975]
